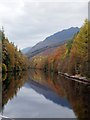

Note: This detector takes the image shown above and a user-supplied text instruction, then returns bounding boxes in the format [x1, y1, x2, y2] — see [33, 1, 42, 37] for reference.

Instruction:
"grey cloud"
[0, 1, 88, 49]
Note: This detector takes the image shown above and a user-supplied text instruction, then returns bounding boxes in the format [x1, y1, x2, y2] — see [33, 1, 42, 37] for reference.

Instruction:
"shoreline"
[58, 71, 90, 84]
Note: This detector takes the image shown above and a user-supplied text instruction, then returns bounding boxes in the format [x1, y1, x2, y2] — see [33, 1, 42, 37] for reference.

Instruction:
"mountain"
[26, 27, 79, 58]
[21, 47, 32, 54]
[29, 20, 89, 79]
[25, 80, 71, 108]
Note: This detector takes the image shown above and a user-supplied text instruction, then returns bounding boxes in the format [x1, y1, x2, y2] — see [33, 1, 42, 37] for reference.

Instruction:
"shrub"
[2, 63, 7, 73]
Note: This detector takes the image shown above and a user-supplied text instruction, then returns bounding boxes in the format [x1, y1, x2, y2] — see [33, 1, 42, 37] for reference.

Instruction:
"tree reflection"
[2, 71, 28, 111]
[29, 69, 90, 119]
[1, 69, 90, 119]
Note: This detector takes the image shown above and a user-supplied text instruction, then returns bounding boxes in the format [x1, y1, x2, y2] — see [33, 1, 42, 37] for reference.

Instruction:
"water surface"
[2, 70, 90, 119]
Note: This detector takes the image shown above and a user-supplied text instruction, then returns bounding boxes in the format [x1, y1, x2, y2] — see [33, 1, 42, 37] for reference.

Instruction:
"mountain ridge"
[22, 47, 32, 54]
[26, 27, 79, 58]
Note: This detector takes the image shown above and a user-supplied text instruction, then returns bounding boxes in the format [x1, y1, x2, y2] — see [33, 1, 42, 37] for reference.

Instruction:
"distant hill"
[21, 47, 32, 54]
[29, 20, 89, 79]
[26, 27, 79, 58]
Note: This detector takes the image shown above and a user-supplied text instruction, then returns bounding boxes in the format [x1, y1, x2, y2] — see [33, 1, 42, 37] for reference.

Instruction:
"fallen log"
[58, 72, 90, 84]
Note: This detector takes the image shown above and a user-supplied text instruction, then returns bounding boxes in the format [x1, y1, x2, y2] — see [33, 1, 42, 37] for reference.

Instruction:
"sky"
[0, 0, 88, 49]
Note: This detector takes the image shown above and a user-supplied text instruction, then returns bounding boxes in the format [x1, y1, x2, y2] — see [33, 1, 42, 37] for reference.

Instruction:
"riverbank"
[58, 71, 90, 84]
[28, 67, 90, 85]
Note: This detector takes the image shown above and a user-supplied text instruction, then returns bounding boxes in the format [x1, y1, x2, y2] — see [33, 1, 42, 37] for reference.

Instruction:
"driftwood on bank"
[58, 72, 90, 84]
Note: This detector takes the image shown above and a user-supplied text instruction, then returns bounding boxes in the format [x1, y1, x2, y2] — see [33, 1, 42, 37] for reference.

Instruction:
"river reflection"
[2, 69, 90, 119]
[2, 72, 28, 109]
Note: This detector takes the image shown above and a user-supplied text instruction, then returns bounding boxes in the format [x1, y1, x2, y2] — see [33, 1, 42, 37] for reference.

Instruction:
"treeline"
[0, 31, 2, 72]
[29, 20, 90, 79]
[2, 71, 28, 108]
[1, 30, 29, 73]
[29, 69, 90, 119]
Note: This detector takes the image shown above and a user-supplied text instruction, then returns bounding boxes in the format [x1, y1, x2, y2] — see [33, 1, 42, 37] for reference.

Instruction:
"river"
[1, 69, 90, 119]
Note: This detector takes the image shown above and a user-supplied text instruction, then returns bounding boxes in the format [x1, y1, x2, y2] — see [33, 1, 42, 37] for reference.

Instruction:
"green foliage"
[66, 39, 73, 55]
[2, 63, 7, 73]
[0, 31, 2, 72]
[29, 20, 90, 79]
[69, 19, 89, 78]
[2, 30, 29, 72]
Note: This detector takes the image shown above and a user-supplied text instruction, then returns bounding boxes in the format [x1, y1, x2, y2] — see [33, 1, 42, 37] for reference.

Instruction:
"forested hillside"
[27, 27, 79, 58]
[1, 31, 29, 73]
[0, 31, 2, 72]
[29, 20, 90, 79]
